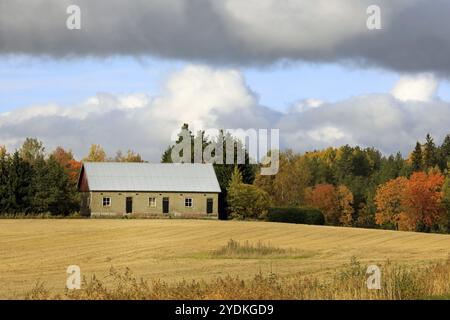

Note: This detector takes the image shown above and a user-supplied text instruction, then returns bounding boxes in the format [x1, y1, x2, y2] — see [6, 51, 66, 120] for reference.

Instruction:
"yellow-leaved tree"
[337, 185, 354, 227]
[83, 144, 107, 162]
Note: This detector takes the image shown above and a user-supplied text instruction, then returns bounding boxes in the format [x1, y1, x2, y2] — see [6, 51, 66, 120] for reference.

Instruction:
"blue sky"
[3, 56, 449, 113]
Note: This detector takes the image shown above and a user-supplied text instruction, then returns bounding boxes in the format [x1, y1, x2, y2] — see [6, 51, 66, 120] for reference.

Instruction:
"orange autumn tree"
[51, 147, 82, 185]
[401, 171, 445, 232]
[305, 184, 339, 225]
[305, 184, 354, 226]
[374, 177, 408, 230]
[374, 172, 445, 232]
[67, 159, 82, 184]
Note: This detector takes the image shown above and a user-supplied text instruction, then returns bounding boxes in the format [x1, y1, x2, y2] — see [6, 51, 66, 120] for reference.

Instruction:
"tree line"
[161, 125, 450, 233]
[247, 133, 450, 233]
[0, 139, 80, 215]
[1, 129, 449, 234]
[0, 139, 145, 216]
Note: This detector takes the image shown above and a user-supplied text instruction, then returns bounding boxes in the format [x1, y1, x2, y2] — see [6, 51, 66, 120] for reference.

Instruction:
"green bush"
[227, 167, 271, 220]
[267, 207, 325, 225]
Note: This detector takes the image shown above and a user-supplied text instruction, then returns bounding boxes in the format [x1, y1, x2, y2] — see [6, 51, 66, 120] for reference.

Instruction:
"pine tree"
[31, 156, 78, 215]
[5, 152, 33, 214]
[30, 157, 50, 213]
[161, 146, 173, 163]
[443, 177, 450, 232]
[411, 142, 423, 172]
[334, 145, 354, 182]
[438, 134, 450, 171]
[395, 151, 411, 177]
[423, 134, 437, 169]
[46, 156, 79, 215]
[351, 147, 371, 177]
[0, 152, 9, 214]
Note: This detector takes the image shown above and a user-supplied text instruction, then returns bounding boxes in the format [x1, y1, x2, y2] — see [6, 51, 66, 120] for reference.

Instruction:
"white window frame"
[185, 198, 193, 208]
[102, 197, 111, 207]
[149, 197, 157, 208]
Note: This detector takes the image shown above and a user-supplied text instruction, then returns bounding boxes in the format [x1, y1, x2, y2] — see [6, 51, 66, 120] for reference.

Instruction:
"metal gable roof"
[82, 162, 221, 193]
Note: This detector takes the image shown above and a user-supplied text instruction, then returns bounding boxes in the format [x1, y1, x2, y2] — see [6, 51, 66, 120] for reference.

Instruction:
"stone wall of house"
[88, 191, 219, 218]
[79, 192, 91, 216]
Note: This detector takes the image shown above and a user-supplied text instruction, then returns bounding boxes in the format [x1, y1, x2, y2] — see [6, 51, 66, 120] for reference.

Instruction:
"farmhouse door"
[206, 198, 213, 214]
[126, 197, 133, 214]
[162, 197, 169, 215]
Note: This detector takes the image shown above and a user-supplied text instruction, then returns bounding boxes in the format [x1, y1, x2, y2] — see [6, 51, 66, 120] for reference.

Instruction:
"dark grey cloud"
[1, 0, 450, 75]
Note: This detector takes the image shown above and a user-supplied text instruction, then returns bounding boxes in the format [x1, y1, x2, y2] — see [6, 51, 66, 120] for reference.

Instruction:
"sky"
[1, 0, 450, 161]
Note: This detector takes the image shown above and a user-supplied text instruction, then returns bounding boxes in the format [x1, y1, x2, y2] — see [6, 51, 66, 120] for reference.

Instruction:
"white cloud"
[150, 65, 256, 129]
[118, 93, 150, 110]
[308, 126, 347, 143]
[290, 99, 325, 113]
[0, 104, 60, 124]
[0, 65, 263, 160]
[0, 65, 450, 161]
[391, 73, 439, 102]
[279, 94, 450, 155]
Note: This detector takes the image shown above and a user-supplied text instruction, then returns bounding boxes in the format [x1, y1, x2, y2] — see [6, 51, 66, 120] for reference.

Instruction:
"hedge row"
[266, 207, 325, 225]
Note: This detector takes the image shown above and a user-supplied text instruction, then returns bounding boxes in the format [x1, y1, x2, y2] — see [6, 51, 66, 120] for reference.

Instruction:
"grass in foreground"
[26, 257, 450, 300]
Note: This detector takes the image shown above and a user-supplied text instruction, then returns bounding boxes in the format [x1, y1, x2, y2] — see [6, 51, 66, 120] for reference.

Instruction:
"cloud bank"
[0, 66, 448, 161]
[1, 0, 450, 75]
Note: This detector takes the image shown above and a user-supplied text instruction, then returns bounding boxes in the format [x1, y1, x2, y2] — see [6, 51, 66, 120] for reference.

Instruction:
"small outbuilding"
[77, 162, 221, 218]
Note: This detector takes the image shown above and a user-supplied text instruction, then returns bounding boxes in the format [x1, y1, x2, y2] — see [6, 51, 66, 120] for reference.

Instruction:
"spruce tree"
[31, 156, 78, 215]
[438, 134, 450, 171]
[443, 177, 450, 233]
[161, 146, 173, 163]
[6, 152, 33, 214]
[0, 152, 9, 214]
[411, 142, 423, 172]
[423, 133, 437, 169]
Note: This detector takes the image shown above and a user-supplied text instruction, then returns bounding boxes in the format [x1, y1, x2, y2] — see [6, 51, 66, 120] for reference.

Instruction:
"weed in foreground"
[25, 257, 450, 300]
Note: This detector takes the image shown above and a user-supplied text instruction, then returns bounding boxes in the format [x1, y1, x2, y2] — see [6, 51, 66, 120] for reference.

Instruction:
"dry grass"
[25, 258, 450, 300]
[1, 219, 450, 299]
[211, 239, 309, 259]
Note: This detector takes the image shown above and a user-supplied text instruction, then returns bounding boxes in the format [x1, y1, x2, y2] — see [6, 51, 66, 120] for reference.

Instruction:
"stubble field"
[1, 219, 450, 299]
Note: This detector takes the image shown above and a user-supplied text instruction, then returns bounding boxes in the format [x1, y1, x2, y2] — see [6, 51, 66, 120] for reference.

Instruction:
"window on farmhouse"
[102, 197, 111, 207]
[185, 198, 193, 208]
[149, 197, 156, 207]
